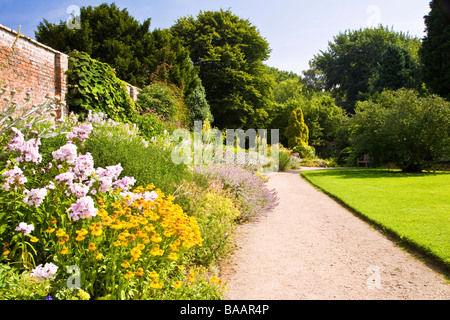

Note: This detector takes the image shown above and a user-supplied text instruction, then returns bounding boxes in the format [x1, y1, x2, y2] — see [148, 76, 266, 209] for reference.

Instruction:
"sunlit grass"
[301, 169, 450, 270]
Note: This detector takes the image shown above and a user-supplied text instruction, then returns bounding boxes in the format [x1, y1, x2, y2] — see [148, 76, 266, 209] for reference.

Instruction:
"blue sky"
[0, 0, 431, 74]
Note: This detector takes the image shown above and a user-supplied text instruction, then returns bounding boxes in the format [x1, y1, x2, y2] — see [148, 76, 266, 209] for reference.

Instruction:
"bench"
[357, 154, 370, 167]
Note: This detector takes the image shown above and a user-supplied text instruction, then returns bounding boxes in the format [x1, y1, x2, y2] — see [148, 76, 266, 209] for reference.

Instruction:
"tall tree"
[35, 3, 199, 97]
[171, 9, 275, 129]
[420, 0, 450, 100]
[313, 26, 421, 112]
[372, 44, 421, 92]
[36, 3, 151, 87]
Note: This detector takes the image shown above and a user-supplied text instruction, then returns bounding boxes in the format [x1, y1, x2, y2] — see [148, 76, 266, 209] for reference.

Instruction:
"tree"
[36, 3, 151, 87]
[186, 79, 213, 124]
[350, 89, 450, 172]
[286, 107, 309, 149]
[171, 9, 275, 129]
[313, 26, 421, 112]
[372, 44, 421, 92]
[35, 3, 199, 95]
[420, 0, 450, 100]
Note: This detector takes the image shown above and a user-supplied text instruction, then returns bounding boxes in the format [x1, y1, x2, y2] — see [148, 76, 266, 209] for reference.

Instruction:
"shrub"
[193, 164, 279, 222]
[66, 51, 135, 122]
[0, 120, 223, 300]
[286, 107, 309, 149]
[136, 82, 190, 128]
[292, 144, 316, 160]
[350, 89, 450, 172]
[80, 112, 191, 195]
[176, 180, 240, 266]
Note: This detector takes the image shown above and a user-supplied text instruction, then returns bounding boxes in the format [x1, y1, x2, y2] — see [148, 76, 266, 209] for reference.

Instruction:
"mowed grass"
[301, 169, 450, 270]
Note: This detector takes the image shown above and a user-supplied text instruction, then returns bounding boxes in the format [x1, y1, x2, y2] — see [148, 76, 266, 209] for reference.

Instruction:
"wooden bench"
[357, 154, 370, 167]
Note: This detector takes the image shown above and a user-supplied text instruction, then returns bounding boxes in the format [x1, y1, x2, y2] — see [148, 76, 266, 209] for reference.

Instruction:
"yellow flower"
[148, 271, 159, 278]
[124, 271, 134, 280]
[55, 229, 66, 237]
[30, 236, 39, 243]
[209, 276, 219, 284]
[75, 235, 86, 242]
[151, 234, 162, 243]
[121, 261, 130, 268]
[58, 234, 69, 245]
[94, 252, 103, 260]
[136, 268, 144, 277]
[173, 281, 181, 289]
[50, 218, 57, 225]
[137, 243, 145, 250]
[177, 265, 185, 271]
[60, 246, 69, 255]
[150, 279, 162, 289]
[113, 240, 121, 247]
[168, 253, 177, 261]
[45, 227, 55, 234]
[2, 249, 10, 256]
[88, 243, 96, 251]
[77, 289, 90, 300]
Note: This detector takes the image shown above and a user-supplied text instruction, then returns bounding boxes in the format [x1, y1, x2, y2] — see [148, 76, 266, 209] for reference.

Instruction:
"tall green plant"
[65, 51, 135, 122]
[286, 107, 309, 149]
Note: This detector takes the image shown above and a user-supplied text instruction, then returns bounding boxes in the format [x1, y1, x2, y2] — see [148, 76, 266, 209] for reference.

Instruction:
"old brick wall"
[0, 24, 69, 118]
[0, 24, 139, 121]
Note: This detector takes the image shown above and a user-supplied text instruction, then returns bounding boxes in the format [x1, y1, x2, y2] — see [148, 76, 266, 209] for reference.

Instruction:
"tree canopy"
[313, 26, 422, 112]
[420, 0, 450, 101]
[171, 9, 275, 129]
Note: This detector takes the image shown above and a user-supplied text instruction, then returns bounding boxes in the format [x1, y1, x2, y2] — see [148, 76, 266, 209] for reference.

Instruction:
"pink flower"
[5, 128, 42, 164]
[30, 263, 58, 280]
[15, 222, 34, 235]
[70, 153, 94, 180]
[2, 166, 27, 191]
[52, 144, 78, 164]
[112, 176, 136, 192]
[68, 182, 89, 198]
[67, 196, 98, 221]
[54, 172, 75, 185]
[23, 188, 48, 207]
[66, 123, 93, 142]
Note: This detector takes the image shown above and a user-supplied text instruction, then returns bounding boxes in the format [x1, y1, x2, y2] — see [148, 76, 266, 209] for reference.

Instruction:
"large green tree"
[420, 0, 450, 100]
[313, 26, 421, 112]
[36, 3, 151, 87]
[35, 3, 199, 97]
[171, 9, 275, 129]
[371, 44, 421, 92]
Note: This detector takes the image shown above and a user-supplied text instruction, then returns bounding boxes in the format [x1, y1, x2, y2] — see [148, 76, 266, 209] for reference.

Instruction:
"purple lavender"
[194, 164, 279, 221]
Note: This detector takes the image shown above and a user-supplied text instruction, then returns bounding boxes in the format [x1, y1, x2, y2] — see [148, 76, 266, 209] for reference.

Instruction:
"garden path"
[221, 168, 449, 300]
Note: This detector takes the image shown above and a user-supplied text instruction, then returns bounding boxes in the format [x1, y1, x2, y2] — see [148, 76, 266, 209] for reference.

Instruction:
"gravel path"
[221, 169, 449, 300]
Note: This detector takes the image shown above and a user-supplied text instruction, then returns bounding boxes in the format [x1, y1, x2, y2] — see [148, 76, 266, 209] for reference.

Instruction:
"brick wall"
[0, 24, 139, 121]
[0, 24, 69, 118]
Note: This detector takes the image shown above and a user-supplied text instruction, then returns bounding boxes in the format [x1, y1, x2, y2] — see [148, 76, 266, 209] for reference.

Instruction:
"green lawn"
[301, 169, 450, 271]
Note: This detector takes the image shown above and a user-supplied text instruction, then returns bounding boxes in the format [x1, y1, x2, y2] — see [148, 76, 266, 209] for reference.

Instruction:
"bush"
[292, 144, 316, 160]
[176, 180, 240, 266]
[66, 51, 135, 122]
[80, 112, 191, 195]
[0, 118, 224, 300]
[350, 89, 450, 172]
[193, 164, 279, 222]
[286, 107, 309, 149]
[136, 82, 191, 128]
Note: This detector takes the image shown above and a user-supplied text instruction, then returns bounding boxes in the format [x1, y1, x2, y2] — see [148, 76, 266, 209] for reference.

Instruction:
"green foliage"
[371, 44, 421, 92]
[0, 265, 51, 300]
[314, 26, 422, 112]
[35, 3, 151, 87]
[81, 119, 191, 195]
[187, 79, 214, 125]
[136, 81, 190, 127]
[292, 144, 316, 160]
[350, 89, 450, 172]
[420, 0, 450, 101]
[172, 9, 275, 129]
[66, 51, 135, 122]
[286, 107, 309, 149]
[176, 180, 240, 266]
